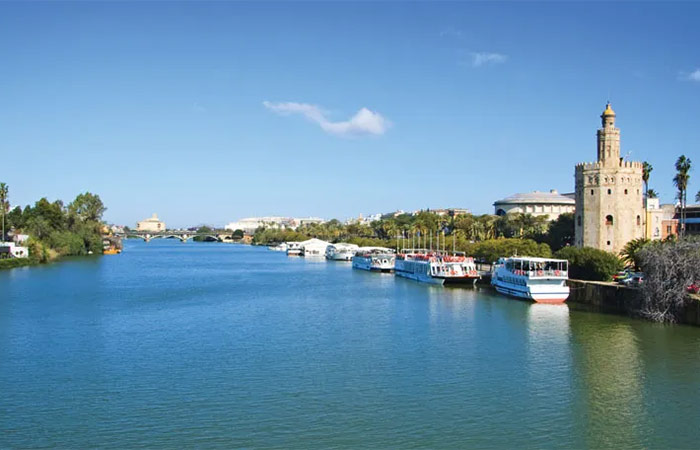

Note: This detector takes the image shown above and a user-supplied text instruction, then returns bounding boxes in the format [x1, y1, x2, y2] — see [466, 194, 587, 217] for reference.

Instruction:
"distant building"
[494, 190, 575, 221]
[297, 217, 326, 227]
[574, 103, 645, 253]
[679, 204, 700, 236]
[137, 213, 166, 232]
[0, 242, 29, 259]
[645, 198, 677, 240]
[225, 217, 297, 234]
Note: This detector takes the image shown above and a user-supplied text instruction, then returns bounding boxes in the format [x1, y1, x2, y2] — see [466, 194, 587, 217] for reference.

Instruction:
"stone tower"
[574, 103, 644, 254]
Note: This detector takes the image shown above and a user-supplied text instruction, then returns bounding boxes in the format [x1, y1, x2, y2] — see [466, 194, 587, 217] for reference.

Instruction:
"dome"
[602, 102, 615, 116]
[494, 190, 576, 206]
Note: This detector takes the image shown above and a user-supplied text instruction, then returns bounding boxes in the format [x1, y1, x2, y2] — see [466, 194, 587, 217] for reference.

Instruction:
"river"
[1, 240, 699, 448]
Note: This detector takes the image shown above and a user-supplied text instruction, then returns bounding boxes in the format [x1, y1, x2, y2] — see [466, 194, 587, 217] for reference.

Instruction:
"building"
[415, 208, 472, 217]
[645, 198, 677, 240]
[225, 217, 295, 234]
[574, 103, 644, 253]
[0, 242, 29, 259]
[136, 213, 166, 232]
[680, 204, 700, 236]
[493, 190, 575, 220]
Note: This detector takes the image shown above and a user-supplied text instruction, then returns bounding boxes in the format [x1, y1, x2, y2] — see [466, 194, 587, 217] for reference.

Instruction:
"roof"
[602, 102, 616, 116]
[503, 256, 568, 263]
[494, 190, 575, 206]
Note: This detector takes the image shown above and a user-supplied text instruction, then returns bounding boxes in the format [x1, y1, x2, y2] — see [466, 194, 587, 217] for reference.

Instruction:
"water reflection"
[569, 317, 649, 448]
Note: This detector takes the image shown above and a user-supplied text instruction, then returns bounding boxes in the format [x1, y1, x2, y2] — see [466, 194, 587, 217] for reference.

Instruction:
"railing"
[511, 269, 568, 278]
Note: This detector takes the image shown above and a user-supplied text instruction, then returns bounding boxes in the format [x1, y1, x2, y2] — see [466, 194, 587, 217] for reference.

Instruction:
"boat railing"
[511, 269, 568, 278]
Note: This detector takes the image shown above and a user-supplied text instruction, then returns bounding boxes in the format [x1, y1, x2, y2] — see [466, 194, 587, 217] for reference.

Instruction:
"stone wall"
[567, 279, 700, 326]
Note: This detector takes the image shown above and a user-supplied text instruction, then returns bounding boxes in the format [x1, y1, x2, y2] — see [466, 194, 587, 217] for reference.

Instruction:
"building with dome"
[136, 213, 166, 232]
[574, 103, 644, 253]
[493, 189, 575, 221]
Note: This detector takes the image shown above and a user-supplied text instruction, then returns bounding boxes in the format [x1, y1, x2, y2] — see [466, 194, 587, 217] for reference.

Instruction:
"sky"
[1, 1, 699, 228]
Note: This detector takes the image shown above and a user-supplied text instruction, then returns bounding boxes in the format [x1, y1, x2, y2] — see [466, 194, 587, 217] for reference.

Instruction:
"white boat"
[286, 242, 303, 256]
[325, 243, 359, 261]
[352, 247, 395, 272]
[300, 238, 331, 257]
[268, 243, 288, 252]
[491, 257, 570, 304]
[395, 249, 480, 285]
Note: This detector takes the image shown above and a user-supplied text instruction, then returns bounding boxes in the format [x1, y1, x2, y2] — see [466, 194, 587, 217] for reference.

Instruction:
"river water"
[1, 240, 699, 448]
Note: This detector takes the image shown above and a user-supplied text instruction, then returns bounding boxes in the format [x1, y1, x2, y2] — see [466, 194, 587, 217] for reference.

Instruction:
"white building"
[494, 190, 575, 221]
[0, 242, 29, 259]
[137, 214, 166, 232]
[225, 217, 296, 234]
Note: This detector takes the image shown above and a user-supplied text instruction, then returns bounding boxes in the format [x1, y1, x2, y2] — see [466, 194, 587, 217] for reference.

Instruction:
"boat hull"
[492, 281, 569, 304]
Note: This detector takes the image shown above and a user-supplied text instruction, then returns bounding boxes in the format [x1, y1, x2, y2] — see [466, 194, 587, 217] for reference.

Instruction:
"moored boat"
[491, 257, 570, 304]
[395, 249, 480, 285]
[286, 242, 303, 256]
[352, 247, 395, 272]
[268, 242, 288, 252]
[325, 243, 359, 261]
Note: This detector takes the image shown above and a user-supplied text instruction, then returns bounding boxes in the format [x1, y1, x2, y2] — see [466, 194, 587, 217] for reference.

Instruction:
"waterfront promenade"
[1, 240, 699, 448]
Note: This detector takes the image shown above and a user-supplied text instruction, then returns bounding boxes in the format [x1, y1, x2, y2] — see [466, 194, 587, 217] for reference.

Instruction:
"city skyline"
[2, 2, 699, 228]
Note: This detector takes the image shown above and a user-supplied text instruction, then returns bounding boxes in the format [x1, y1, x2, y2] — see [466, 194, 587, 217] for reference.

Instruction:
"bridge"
[116, 230, 235, 243]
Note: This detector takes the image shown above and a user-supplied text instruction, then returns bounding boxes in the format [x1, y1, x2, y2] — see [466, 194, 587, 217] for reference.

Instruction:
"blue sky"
[1, 1, 699, 228]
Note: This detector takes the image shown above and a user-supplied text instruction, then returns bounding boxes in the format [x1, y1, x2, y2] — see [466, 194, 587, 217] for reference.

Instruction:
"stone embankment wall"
[567, 279, 700, 327]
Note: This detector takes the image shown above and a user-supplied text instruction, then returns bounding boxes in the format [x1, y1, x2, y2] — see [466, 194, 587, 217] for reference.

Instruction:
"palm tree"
[642, 161, 653, 198]
[673, 155, 692, 238]
[620, 238, 650, 271]
[0, 182, 7, 242]
[647, 189, 658, 199]
[696, 190, 700, 203]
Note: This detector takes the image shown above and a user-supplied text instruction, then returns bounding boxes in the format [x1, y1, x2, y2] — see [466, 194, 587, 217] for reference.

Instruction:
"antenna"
[624, 151, 632, 160]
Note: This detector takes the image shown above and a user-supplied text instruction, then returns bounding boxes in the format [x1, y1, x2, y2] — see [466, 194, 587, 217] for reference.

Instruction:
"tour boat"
[286, 242, 303, 256]
[491, 257, 570, 304]
[325, 243, 359, 261]
[395, 249, 480, 285]
[268, 243, 288, 252]
[352, 247, 396, 272]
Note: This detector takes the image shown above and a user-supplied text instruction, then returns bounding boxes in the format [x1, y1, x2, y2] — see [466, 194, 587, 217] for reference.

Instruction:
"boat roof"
[504, 256, 568, 263]
[356, 246, 393, 252]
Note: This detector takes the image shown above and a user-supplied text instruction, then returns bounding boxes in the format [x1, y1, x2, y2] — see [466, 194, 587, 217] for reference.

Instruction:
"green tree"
[0, 182, 8, 241]
[673, 155, 692, 237]
[642, 161, 653, 199]
[619, 238, 650, 270]
[232, 229, 244, 239]
[543, 213, 575, 252]
[554, 246, 623, 281]
[647, 189, 658, 199]
[68, 192, 106, 223]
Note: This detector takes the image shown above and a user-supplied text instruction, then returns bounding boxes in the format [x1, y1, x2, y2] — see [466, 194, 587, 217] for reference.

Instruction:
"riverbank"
[0, 258, 36, 270]
[567, 279, 700, 327]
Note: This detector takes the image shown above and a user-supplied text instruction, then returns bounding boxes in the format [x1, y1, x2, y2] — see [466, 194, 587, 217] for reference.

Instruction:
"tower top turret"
[601, 102, 616, 128]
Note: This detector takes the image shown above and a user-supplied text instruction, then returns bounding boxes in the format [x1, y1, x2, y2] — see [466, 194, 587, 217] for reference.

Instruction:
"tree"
[0, 182, 7, 242]
[696, 190, 700, 203]
[232, 229, 244, 239]
[638, 239, 700, 323]
[642, 161, 653, 199]
[543, 213, 575, 252]
[647, 189, 658, 199]
[619, 237, 650, 270]
[673, 155, 692, 238]
[68, 192, 106, 224]
[554, 246, 623, 281]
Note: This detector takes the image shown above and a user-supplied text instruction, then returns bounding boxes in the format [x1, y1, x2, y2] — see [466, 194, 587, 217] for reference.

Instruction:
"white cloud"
[471, 52, 508, 67]
[683, 69, 700, 82]
[440, 27, 463, 39]
[262, 101, 389, 137]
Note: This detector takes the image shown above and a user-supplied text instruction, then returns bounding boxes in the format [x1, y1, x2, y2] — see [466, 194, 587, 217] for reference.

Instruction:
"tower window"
[605, 215, 614, 226]
[607, 241, 611, 246]
[608, 189, 612, 195]
[637, 215, 641, 226]
[625, 189, 628, 195]
[591, 189, 594, 195]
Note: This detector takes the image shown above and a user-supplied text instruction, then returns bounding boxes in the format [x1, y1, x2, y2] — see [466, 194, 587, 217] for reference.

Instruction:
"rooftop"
[494, 190, 576, 206]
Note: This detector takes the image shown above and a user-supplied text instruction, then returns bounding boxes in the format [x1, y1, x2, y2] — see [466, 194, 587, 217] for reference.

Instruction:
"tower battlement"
[575, 160, 643, 172]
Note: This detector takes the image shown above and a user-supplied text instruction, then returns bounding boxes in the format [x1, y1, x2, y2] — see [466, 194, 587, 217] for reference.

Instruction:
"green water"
[1, 240, 699, 448]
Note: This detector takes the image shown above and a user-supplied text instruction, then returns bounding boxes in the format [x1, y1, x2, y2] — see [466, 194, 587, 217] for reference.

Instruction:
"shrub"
[638, 239, 700, 323]
[554, 246, 623, 281]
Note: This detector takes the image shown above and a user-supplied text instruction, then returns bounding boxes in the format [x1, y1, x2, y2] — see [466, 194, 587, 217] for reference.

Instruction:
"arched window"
[591, 189, 594, 195]
[624, 189, 628, 195]
[607, 189, 612, 195]
[637, 215, 641, 226]
[496, 209, 506, 216]
[605, 215, 614, 226]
